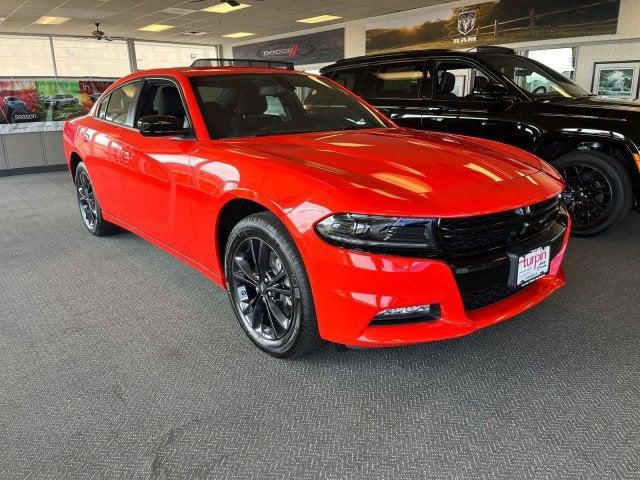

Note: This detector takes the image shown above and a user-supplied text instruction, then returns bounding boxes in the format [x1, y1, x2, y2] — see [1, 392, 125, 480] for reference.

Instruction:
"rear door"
[359, 60, 428, 130]
[83, 80, 141, 220]
[117, 77, 196, 256]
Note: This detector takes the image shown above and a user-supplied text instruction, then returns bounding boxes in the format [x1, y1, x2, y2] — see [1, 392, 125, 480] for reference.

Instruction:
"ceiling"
[0, 0, 448, 44]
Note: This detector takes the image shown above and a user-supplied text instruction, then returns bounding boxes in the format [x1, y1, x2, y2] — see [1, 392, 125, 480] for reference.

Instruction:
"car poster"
[0, 78, 113, 133]
[36, 79, 83, 122]
[365, 0, 621, 54]
[0, 80, 39, 124]
[79, 80, 112, 109]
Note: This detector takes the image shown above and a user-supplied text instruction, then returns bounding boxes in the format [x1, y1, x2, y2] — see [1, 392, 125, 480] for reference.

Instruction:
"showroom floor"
[1, 172, 638, 480]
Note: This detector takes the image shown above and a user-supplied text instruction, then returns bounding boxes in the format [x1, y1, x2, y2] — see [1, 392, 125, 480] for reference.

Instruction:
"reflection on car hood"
[228, 128, 544, 195]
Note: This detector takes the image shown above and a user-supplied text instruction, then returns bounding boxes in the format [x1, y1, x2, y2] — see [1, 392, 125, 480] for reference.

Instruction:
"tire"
[74, 162, 119, 236]
[224, 212, 322, 358]
[553, 150, 633, 237]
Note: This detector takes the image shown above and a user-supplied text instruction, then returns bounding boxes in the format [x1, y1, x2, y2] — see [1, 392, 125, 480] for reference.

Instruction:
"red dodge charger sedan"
[63, 62, 570, 357]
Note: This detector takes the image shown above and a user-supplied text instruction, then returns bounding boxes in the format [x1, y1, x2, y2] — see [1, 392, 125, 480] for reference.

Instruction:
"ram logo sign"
[458, 10, 477, 36]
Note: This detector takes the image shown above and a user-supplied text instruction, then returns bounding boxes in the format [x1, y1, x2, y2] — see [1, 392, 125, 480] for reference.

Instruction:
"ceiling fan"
[189, 0, 264, 5]
[88, 23, 114, 41]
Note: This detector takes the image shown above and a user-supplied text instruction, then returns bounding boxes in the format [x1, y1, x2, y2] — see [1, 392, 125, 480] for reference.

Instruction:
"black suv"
[321, 46, 640, 236]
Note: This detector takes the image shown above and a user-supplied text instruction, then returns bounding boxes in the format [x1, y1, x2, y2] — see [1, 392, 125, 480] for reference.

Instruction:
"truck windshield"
[190, 73, 389, 139]
[480, 54, 590, 99]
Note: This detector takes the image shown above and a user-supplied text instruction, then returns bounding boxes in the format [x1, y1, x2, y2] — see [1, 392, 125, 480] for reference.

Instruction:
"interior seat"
[237, 85, 280, 132]
[436, 71, 458, 99]
[156, 86, 186, 124]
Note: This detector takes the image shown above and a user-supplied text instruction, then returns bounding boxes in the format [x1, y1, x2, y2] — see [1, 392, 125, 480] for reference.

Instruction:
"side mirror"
[472, 82, 514, 101]
[138, 115, 188, 137]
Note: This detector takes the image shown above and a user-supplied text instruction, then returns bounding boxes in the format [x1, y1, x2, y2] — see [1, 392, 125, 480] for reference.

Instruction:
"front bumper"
[305, 214, 570, 347]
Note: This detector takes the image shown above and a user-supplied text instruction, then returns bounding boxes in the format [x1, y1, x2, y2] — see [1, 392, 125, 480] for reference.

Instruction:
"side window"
[134, 80, 189, 129]
[434, 60, 495, 100]
[361, 62, 425, 99]
[104, 81, 140, 126]
[331, 67, 366, 93]
[97, 95, 110, 119]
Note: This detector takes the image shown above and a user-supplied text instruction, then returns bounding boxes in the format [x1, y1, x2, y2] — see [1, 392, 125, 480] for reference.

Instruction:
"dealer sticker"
[517, 246, 550, 287]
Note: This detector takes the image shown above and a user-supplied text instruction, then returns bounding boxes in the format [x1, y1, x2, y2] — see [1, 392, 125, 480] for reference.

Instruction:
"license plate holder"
[508, 245, 551, 288]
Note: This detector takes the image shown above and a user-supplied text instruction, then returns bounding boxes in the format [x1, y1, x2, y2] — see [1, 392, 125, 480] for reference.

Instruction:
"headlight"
[315, 213, 440, 254]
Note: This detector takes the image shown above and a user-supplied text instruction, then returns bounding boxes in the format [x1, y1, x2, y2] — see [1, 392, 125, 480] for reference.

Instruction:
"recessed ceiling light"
[161, 7, 197, 15]
[138, 24, 174, 32]
[297, 15, 342, 24]
[202, 3, 251, 14]
[35, 16, 70, 25]
[222, 32, 255, 38]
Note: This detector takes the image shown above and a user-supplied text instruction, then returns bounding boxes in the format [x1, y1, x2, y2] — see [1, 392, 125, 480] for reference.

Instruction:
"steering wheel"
[532, 85, 548, 95]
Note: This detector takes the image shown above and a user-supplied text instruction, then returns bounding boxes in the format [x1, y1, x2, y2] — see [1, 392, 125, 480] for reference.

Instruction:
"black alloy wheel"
[230, 237, 296, 342]
[559, 163, 613, 230]
[554, 151, 633, 237]
[74, 162, 119, 236]
[224, 212, 322, 358]
[76, 169, 98, 230]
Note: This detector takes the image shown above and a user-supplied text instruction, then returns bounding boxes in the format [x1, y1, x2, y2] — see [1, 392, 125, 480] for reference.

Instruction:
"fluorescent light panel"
[222, 31, 255, 38]
[202, 3, 251, 13]
[297, 14, 342, 24]
[36, 16, 69, 25]
[138, 24, 174, 32]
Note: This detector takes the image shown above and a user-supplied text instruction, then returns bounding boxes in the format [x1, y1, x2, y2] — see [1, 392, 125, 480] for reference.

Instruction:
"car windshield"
[190, 73, 388, 139]
[480, 54, 590, 99]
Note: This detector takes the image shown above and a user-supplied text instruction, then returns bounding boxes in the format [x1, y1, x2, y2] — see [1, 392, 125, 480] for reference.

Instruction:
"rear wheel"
[554, 151, 633, 237]
[75, 162, 118, 236]
[224, 212, 322, 358]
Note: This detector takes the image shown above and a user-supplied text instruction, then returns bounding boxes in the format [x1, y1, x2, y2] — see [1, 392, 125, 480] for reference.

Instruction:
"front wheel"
[224, 212, 322, 358]
[554, 151, 633, 237]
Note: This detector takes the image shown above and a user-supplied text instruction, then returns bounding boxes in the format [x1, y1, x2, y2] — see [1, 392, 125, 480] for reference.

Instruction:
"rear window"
[330, 67, 366, 93]
[361, 61, 426, 99]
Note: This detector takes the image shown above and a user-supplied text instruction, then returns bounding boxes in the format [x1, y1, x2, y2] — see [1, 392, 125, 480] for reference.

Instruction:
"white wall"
[225, 0, 640, 93]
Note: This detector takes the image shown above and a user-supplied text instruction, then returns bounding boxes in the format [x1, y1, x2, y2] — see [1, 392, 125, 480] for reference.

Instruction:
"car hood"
[541, 95, 640, 120]
[218, 128, 562, 217]
[226, 128, 544, 194]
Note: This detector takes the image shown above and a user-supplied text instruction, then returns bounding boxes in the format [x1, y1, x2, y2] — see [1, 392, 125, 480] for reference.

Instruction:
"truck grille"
[439, 197, 561, 256]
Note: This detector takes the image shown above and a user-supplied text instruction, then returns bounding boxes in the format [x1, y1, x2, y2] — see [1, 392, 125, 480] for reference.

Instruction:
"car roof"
[320, 47, 516, 71]
[105, 66, 310, 93]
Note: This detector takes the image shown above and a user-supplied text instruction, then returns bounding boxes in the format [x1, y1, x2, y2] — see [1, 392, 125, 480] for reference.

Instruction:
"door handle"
[82, 132, 90, 141]
[121, 150, 132, 161]
[427, 106, 449, 114]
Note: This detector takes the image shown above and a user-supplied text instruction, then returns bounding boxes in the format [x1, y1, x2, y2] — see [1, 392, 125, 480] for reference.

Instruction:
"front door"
[117, 78, 196, 256]
[423, 58, 532, 149]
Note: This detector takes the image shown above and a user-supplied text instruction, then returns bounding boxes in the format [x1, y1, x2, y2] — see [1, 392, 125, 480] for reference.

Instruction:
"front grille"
[439, 197, 561, 256]
[461, 285, 523, 311]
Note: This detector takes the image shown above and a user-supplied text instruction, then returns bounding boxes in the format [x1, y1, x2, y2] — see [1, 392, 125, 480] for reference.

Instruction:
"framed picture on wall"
[591, 61, 640, 100]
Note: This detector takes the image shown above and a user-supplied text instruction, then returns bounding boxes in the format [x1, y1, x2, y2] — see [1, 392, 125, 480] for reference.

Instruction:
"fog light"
[371, 304, 440, 325]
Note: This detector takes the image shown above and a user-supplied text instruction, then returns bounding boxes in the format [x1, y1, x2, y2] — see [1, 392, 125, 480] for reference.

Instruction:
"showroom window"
[104, 81, 140, 126]
[52, 38, 130, 77]
[361, 61, 426, 99]
[526, 47, 576, 80]
[0, 35, 55, 76]
[135, 42, 218, 70]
